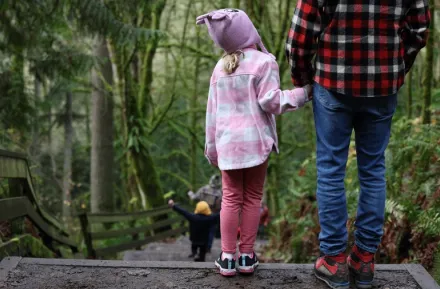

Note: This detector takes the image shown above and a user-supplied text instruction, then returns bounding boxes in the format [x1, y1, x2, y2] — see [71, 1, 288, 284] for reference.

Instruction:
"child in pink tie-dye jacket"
[197, 8, 311, 276]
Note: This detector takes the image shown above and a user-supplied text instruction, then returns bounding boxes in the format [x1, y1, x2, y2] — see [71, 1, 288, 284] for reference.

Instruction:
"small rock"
[127, 269, 151, 277]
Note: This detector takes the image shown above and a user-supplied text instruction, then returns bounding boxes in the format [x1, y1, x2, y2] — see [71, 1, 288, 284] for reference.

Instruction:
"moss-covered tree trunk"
[91, 37, 114, 213]
[421, 0, 434, 124]
[115, 1, 167, 210]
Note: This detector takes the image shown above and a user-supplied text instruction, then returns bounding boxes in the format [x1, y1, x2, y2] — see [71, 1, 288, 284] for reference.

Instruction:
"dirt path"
[123, 237, 267, 263]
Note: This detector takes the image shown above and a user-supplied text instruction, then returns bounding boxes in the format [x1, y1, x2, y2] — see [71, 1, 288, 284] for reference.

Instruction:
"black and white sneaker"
[237, 252, 259, 274]
[215, 253, 236, 276]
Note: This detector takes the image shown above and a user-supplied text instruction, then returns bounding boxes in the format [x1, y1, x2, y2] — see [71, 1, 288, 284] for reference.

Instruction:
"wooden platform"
[1, 257, 439, 289]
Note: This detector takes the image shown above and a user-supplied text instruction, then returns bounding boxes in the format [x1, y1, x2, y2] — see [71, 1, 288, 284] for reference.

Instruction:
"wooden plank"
[0, 257, 22, 282]
[8, 179, 23, 197]
[0, 197, 77, 249]
[22, 199, 77, 248]
[0, 150, 26, 160]
[405, 264, 440, 289]
[0, 157, 27, 178]
[87, 206, 172, 223]
[0, 155, 68, 236]
[23, 167, 66, 235]
[94, 227, 187, 257]
[0, 197, 29, 221]
[90, 217, 184, 239]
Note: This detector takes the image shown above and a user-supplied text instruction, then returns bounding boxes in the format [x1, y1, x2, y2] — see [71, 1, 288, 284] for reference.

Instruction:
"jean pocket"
[314, 83, 345, 110]
[377, 94, 398, 116]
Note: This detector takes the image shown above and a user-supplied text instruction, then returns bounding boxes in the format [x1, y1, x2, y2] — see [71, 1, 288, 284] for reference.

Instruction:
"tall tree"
[109, 0, 170, 210]
[62, 92, 73, 218]
[91, 37, 114, 213]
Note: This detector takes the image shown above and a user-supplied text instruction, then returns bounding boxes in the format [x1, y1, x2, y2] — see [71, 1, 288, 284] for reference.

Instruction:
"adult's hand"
[304, 84, 313, 101]
[168, 199, 175, 208]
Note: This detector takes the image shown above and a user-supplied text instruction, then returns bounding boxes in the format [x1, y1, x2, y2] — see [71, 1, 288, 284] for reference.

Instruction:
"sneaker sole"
[215, 261, 236, 277]
[314, 272, 350, 289]
[349, 266, 373, 289]
[237, 261, 259, 274]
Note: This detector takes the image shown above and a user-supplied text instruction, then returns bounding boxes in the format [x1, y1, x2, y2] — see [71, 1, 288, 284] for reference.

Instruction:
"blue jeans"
[312, 83, 397, 255]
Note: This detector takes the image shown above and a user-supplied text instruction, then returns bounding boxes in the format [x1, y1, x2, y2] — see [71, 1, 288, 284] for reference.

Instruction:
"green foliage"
[416, 209, 440, 237]
[433, 244, 440, 284]
[0, 234, 55, 258]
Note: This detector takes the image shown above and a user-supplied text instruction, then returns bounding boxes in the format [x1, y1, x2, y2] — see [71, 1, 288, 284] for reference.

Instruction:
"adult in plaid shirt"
[286, 0, 430, 288]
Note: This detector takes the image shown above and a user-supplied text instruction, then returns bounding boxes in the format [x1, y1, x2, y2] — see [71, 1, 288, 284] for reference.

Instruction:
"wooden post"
[130, 220, 141, 250]
[79, 214, 96, 259]
[8, 179, 23, 197]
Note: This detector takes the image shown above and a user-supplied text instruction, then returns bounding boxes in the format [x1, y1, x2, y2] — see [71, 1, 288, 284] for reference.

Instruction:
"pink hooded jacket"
[198, 9, 309, 170]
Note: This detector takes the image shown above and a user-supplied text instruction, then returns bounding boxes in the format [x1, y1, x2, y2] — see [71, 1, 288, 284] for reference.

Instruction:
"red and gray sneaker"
[215, 253, 236, 277]
[347, 245, 375, 289]
[237, 252, 259, 274]
[314, 253, 350, 289]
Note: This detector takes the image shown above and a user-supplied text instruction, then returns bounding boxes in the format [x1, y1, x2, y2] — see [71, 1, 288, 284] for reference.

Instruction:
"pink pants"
[220, 160, 268, 254]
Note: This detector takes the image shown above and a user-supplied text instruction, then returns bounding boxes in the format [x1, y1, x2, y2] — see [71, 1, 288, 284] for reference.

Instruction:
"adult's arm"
[285, 0, 323, 86]
[401, 0, 431, 73]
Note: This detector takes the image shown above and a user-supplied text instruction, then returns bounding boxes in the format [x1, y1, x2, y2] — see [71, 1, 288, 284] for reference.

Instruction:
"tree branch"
[160, 43, 219, 62]
[149, 93, 175, 135]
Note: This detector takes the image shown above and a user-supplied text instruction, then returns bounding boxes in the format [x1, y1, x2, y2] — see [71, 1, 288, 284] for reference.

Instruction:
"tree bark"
[62, 92, 73, 218]
[85, 94, 91, 145]
[421, 0, 434, 124]
[91, 37, 114, 213]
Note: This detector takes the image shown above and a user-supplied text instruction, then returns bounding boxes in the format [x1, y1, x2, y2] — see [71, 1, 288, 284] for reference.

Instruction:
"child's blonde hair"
[222, 50, 244, 74]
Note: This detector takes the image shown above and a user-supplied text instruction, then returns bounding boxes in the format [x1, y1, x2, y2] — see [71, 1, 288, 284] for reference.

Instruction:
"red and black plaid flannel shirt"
[286, 0, 431, 97]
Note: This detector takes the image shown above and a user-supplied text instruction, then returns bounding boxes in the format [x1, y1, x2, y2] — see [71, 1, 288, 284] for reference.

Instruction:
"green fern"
[415, 209, 440, 237]
[385, 199, 405, 222]
[68, 0, 163, 45]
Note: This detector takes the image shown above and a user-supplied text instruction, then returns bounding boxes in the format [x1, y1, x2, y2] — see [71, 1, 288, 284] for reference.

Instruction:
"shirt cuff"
[291, 88, 307, 108]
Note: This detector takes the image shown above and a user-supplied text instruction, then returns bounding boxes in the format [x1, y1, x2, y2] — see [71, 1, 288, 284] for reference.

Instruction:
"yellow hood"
[194, 201, 212, 216]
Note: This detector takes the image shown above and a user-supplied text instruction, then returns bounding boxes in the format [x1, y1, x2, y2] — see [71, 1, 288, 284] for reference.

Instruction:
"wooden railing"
[0, 197, 77, 252]
[79, 206, 187, 259]
[0, 150, 66, 234]
[0, 149, 188, 259]
[0, 150, 78, 257]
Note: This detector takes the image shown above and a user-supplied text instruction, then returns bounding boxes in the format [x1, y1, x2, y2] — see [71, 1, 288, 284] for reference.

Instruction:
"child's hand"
[168, 199, 175, 208]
